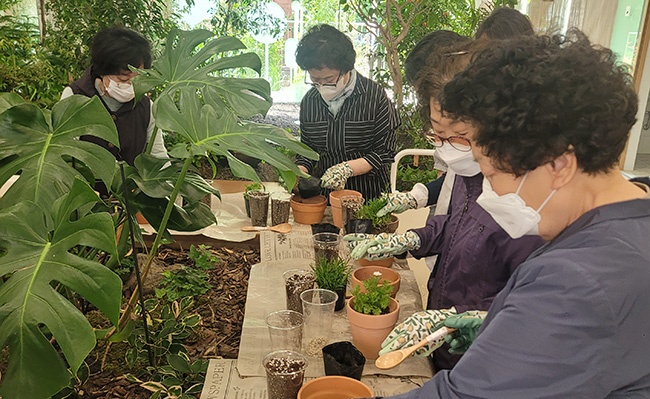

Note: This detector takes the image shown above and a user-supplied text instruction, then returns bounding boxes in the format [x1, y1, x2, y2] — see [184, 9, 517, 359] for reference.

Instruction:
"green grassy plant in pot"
[311, 255, 353, 311]
[346, 276, 400, 359]
[355, 197, 399, 234]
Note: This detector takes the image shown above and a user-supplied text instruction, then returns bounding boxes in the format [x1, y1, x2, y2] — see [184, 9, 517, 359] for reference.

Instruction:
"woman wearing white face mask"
[345, 47, 543, 371]
[61, 26, 167, 179]
[371, 31, 650, 399]
[294, 24, 400, 201]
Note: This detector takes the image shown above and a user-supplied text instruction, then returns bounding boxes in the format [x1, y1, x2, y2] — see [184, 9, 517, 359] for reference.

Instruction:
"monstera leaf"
[0, 178, 121, 399]
[133, 29, 270, 118]
[155, 86, 318, 189]
[112, 154, 219, 232]
[0, 94, 119, 209]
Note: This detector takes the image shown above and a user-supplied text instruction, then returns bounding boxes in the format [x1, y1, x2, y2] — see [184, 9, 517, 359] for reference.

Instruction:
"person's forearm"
[347, 158, 372, 176]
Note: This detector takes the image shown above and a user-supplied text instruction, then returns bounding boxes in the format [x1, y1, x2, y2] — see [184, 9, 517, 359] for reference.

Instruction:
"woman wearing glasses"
[294, 24, 399, 200]
[345, 45, 543, 371]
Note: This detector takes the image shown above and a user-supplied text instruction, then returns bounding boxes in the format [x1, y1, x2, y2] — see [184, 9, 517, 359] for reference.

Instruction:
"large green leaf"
[154, 87, 318, 181]
[0, 92, 25, 114]
[0, 178, 121, 399]
[111, 155, 219, 232]
[132, 29, 269, 118]
[0, 95, 119, 209]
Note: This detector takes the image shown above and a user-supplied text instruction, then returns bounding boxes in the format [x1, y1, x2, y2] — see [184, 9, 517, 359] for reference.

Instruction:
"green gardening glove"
[376, 183, 429, 217]
[443, 310, 487, 354]
[379, 308, 457, 357]
[320, 162, 354, 190]
[343, 233, 390, 260]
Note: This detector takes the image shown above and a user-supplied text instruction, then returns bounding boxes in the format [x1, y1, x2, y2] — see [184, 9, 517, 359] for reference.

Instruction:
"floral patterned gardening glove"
[343, 232, 421, 260]
[443, 311, 488, 354]
[376, 183, 430, 217]
[320, 162, 354, 190]
[379, 308, 458, 356]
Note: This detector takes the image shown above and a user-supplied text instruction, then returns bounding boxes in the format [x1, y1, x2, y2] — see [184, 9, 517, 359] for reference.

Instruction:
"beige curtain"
[526, 0, 618, 47]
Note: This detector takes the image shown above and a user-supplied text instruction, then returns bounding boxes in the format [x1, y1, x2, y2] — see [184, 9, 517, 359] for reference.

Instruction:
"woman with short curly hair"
[372, 30, 650, 399]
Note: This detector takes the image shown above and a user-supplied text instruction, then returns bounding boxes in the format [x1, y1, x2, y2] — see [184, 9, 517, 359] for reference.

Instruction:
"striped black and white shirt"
[296, 73, 400, 200]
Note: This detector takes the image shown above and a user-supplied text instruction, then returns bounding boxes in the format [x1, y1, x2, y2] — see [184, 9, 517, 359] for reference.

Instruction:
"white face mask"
[105, 79, 135, 103]
[434, 143, 481, 177]
[317, 77, 346, 102]
[477, 173, 556, 239]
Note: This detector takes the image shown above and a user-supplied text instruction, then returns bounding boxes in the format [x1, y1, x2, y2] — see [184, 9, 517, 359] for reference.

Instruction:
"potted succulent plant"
[346, 276, 400, 359]
[311, 255, 353, 311]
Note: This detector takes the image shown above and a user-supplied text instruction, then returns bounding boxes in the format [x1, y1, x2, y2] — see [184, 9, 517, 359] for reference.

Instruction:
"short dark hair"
[405, 30, 470, 85]
[295, 24, 355, 72]
[91, 26, 152, 77]
[475, 7, 534, 40]
[442, 30, 638, 175]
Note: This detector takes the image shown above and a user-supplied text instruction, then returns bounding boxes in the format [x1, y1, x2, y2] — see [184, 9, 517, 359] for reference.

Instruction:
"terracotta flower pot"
[298, 375, 373, 399]
[358, 257, 394, 268]
[351, 266, 401, 298]
[290, 195, 327, 225]
[329, 190, 362, 228]
[346, 297, 400, 359]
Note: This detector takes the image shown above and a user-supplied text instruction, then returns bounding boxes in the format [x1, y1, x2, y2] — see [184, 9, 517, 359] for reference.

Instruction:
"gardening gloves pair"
[343, 231, 422, 260]
[320, 162, 354, 191]
[379, 309, 487, 356]
[377, 183, 430, 217]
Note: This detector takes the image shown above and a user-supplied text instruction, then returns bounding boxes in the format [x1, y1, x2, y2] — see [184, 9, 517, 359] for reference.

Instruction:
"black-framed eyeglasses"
[424, 130, 472, 152]
[304, 73, 342, 88]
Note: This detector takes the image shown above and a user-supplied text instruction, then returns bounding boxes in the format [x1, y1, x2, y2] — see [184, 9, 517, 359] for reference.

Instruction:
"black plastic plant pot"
[298, 176, 322, 199]
[345, 219, 373, 235]
[322, 341, 366, 380]
[311, 222, 340, 235]
[334, 287, 346, 311]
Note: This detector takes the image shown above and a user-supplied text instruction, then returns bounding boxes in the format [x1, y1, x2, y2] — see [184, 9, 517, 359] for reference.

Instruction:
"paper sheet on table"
[139, 182, 291, 243]
[237, 258, 433, 379]
[260, 223, 315, 262]
[200, 358, 427, 399]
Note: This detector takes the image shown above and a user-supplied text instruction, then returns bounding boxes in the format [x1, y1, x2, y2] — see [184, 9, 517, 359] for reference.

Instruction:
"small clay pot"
[358, 257, 394, 268]
[329, 190, 362, 228]
[322, 341, 366, 380]
[298, 375, 372, 399]
[351, 266, 400, 298]
[290, 195, 327, 225]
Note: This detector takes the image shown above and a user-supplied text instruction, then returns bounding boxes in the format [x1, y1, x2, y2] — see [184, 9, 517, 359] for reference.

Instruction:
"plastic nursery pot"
[345, 218, 373, 235]
[358, 257, 394, 268]
[351, 266, 400, 299]
[322, 341, 366, 381]
[297, 176, 322, 199]
[297, 375, 373, 399]
[329, 190, 362, 228]
[248, 191, 269, 227]
[290, 195, 327, 225]
[263, 350, 308, 399]
[311, 222, 340, 235]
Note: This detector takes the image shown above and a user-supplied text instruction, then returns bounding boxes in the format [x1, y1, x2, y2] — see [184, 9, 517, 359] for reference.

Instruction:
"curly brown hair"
[441, 30, 638, 175]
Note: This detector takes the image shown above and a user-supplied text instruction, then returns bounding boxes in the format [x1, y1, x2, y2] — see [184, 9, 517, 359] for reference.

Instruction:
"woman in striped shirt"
[294, 24, 400, 201]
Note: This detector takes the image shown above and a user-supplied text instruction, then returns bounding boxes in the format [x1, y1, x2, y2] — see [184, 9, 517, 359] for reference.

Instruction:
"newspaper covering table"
[238, 227, 433, 380]
[200, 359, 428, 399]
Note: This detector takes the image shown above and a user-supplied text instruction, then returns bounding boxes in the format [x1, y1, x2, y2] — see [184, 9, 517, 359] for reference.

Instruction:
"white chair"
[389, 148, 437, 192]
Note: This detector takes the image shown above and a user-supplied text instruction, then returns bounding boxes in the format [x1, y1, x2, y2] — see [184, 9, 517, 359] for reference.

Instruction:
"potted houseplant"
[244, 182, 264, 217]
[346, 276, 400, 359]
[350, 266, 401, 298]
[311, 255, 353, 311]
[352, 197, 399, 267]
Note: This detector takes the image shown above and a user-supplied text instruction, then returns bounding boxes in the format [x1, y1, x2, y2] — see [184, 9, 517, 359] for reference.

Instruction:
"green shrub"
[351, 276, 394, 315]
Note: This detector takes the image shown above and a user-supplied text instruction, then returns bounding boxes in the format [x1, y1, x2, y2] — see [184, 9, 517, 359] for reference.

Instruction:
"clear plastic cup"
[312, 232, 341, 261]
[266, 310, 304, 352]
[263, 350, 308, 399]
[283, 269, 315, 314]
[300, 288, 338, 357]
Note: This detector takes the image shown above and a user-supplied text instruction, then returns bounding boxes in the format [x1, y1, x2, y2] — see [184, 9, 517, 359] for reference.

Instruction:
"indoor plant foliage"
[350, 275, 394, 315]
[311, 255, 353, 292]
[355, 197, 397, 233]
